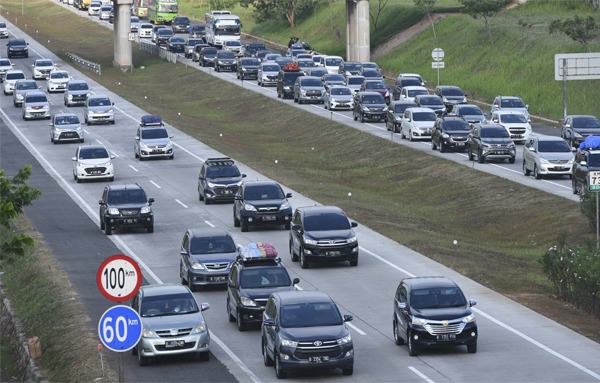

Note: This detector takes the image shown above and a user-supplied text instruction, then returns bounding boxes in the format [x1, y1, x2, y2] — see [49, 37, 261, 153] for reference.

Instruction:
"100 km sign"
[96, 254, 142, 302]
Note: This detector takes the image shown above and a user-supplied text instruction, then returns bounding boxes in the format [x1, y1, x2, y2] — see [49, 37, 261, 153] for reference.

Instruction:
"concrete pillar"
[113, 0, 133, 69]
[345, 0, 370, 62]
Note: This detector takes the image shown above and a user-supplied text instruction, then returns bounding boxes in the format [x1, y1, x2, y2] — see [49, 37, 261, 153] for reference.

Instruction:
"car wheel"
[197, 352, 209, 361]
[100, 218, 105, 230]
[508, 157, 515, 164]
[534, 165, 541, 179]
[227, 300, 235, 322]
[431, 139, 437, 151]
[104, 224, 112, 235]
[478, 149, 484, 164]
[236, 309, 247, 331]
[134, 150, 139, 159]
[394, 124, 400, 134]
[262, 338, 274, 366]
[393, 320, 405, 345]
[523, 161, 531, 176]
[349, 259, 358, 266]
[80, 138, 84, 143]
[467, 343, 477, 353]
[109, 177, 114, 182]
[180, 263, 187, 285]
[353, 111, 357, 121]
[111, 120, 115, 125]
[439, 141, 446, 153]
[409, 130, 413, 142]
[468, 147, 473, 161]
[137, 350, 149, 366]
[407, 331, 419, 356]
[289, 240, 299, 262]
[300, 247, 309, 269]
[360, 113, 365, 123]
[147, 224, 154, 233]
[342, 366, 353, 376]
[188, 274, 197, 292]
[241, 220, 249, 232]
[284, 222, 290, 230]
[400, 128, 406, 139]
[233, 212, 240, 227]
[275, 351, 287, 379]
[204, 198, 211, 205]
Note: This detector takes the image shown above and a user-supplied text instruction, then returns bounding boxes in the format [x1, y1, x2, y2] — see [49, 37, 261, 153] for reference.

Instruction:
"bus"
[148, 0, 178, 25]
[133, 0, 149, 18]
[205, 10, 241, 48]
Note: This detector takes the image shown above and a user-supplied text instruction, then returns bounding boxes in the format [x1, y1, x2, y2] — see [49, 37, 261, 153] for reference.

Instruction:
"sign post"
[431, 48, 445, 86]
[555, 53, 600, 119]
[588, 171, 600, 248]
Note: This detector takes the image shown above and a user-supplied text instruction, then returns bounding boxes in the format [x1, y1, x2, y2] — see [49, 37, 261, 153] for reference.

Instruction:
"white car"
[0, 58, 14, 82]
[400, 107, 437, 141]
[491, 95, 530, 121]
[3, 69, 26, 95]
[489, 110, 532, 144]
[72, 145, 115, 183]
[47, 70, 71, 93]
[0, 21, 8, 38]
[345, 75, 365, 93]
[320, 55, 343, 74]
[99, 5, 112, 21]
[523, 136, 574, 180]
[88, 1, 101, 16]
[223, 40, 242, 55]
[399, 86, 429, 102]
[138, 23, 153, 38]
[32, 59, 55, 80]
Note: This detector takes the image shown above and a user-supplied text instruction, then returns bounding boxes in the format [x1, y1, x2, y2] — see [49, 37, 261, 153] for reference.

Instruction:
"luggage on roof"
[579, 136, 600, 150]
[140, 115, 163, 126]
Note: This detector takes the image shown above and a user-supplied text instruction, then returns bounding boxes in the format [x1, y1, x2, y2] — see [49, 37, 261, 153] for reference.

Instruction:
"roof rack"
[205, 157, 234, 166]
[238, 242, 279, 263]
[140, 115, 163, 126]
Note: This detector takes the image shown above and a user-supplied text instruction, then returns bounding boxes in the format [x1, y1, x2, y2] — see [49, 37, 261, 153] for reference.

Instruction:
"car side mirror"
[200, 303, 210, 311]
[285, 192, 292, 198]
[291, 224, 301, 231]
[241, 174, 247, 178]
[528, 147, 536, 152]
[292, 278, 300, 285]
[343, 314, 353, 322]
[99, 200, 105, 206]
[49, 122, 53, 126]
[397, 301, 407, 310]
[148, 198, 154, 204]
[492, 119, 498, 123]
[110, 154, 116, 159]
[350, 221, 358, 228]
[469, 299, 477, 307]
[71, 157, 77, 161]
[263, 318, 275, 327]
[581, 161, 588, 167]
[228, 280, 236, 288]
[525, 104, 529, 110]
[180, 248, 188, 256]
[135, 136, 140, 140]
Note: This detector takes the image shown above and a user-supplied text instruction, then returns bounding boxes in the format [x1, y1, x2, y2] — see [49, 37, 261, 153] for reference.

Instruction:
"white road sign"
[96, 254, 142, 302]
[432, 48, 444, 62]
[432, 62, 445, 69]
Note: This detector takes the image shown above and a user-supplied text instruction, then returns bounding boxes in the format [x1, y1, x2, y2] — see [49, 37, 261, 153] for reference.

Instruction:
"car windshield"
[459, 107, 483, 116]
[107, 189, 147, 204]
[69, 83, 88, 90]
[347, 77, 364, 85]
[365, 81, 385, 89]
[500, 98, 525, 108]
[0, 22, 6, 28]
[419, 97, 442, 106]
[26, 95, 47, 103]
[141, 128, 168, 139]
[538, 140, 571, 153]
[89, 98, 111, 107]
[190, 237, 236, 254]
[225, 41, 241, 47]
[131, 17, 140, 22]
[442, 87, 464, 96]
[244, 185, 284, 200]
[51, 72, 69, 79]
[325, 58, 343, 66]
[442, 120, 470, 131]
[499, 114, 527, 123]
[141, 293, 199, 317]
[408, 89, 428, 97]
[481, 127, 510, 138]
[187, 39, 203, 46]
[206, 165, 241, 178]
[280, 302, 342, 328]
[240, 268, 291, 289]
[413, 112, 436, 121]
[362, 95, 384, 104]
[362, 63, 378, 70]
[304, 213, 350, 231]
[394, 104, 414, 113]
[17, 82, 37, 90]
[331, 88, 352, 96]
[262, 64, 280, 72]
[36, 60, 53, 67]
[55, 115, 80, 125]
[242, 59, 260, 66]
[218, 52, 235, 59]
[301, 78, 321, 87]
[170, 38, 185, 43]
[79, 148, 109, 160]
[158, 30, 173, 36]
[588, 154, 600, 167]
[573, 117, 600, 129]
[410, 287, 467, 309]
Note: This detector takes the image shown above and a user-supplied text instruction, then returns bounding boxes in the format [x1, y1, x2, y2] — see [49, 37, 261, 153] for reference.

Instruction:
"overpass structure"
[113, 0, 133, 69]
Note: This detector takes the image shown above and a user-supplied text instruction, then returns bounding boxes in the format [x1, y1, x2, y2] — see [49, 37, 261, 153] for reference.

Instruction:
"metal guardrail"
[65, 52, 101, 76]
[139, 39, 178, 64]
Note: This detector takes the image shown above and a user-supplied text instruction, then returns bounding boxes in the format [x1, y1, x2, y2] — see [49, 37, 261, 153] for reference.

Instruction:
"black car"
[188, 24, 206, 38]
[197, 46, 217, 66]
[276, 68, 305, 99]
[434, 85, 467, 111]
[289, 206, 359, 269]
[560, 115, 600, 148]
[167, 36, 186, 53]
[391, 76, 422, 101]
[386, 100, 417, 133]
[198, 157, 246, 204]
[98, 184, 154, 235]
[468, 123, 516, 164]
[6, 39, 28, 58]
[179, 228, 239, 291]
[392, 276, 478, 356]
[215, 51, 237, 72]
[233, 180, 292, 232]
[431, 116, 471, 153]
[226, 243, 299, 331]
[155, 28, 173, 46]
[171, 16, 190, 33]
[185, 38, 205, 59]
[236, 57, 260, 80]
[242, 42, 267, 57]
[262, 291, 354, 379]
[353, 91, 387, 123]
[572, 145, 600, 194]
[338, 61, 362, 76]
[414, 94, 446, 116]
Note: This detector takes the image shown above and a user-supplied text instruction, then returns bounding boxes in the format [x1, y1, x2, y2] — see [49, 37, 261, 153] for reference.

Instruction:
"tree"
[458, 0, 509, 39]
[237, 0, 321, 29]
[414, 0, 437, 39]
[549, 16, 599, 52]
[370, 0, 389, 31]
[208, 0, 237, 9]
[0, 166, 41, 262]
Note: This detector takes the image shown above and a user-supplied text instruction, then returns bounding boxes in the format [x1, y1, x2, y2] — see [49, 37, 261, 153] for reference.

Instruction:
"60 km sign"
[97, 254, 142, 302]
[98, 305, 142, 352]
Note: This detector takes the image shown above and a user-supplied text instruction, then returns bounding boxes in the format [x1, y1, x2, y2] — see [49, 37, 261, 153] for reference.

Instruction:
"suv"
[561, 115, 600, 149]
[134, 116, 174, 160]
[156, 28, 174, 46]
[447, 104, 486, 125]
[31, 59, 55, 80]
[431, 116, 471, 153]
[293, 76, 325, 104]
[197, 46, 218, 67]
[434, 85, 467, 111]
[171, 16, 190, 33]
[22, 91, 51, 120]
[84, 94, 115, 125]
[392, 276, 478, 356]
[12, 79, 39, 107]
[233, 180, 293, 232]
[179, 228, 239, 291]
[167, 36, 186, 53]
[242, 42, 267, 58]
[131, 284, 211, 366]
[386, 100, 417, 133]
[185, 38, 205, 59]
[468, 123, 516, 164]
[261, 291, 354, 378]
[198, 157, 246, 204]
[6, 39, 28, 58]
[491, 96, 530, 121]
[64, 80, 92, 106]
[226, 243, 299, 331]
[523, 136, 573, 180]
[572, 141, 600, 194]
[353, 91, 387, 123]
[72, 145, 115, 183]
[98, 183, 154, 235]
[392, 76, 422, 101]
[489, 111, 532, 144]
[214, 51, 237, 72]
[236, 57, 260, 80]
[289, 206, 359, 269]
[277, 67, 304, 99]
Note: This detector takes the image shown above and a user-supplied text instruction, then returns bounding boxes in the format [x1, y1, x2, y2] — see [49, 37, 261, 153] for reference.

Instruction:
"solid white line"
[409, 366, 436, 383]
[209, 333, 263, 383]
[175, 199, 188, 208]
[128, 164, 139, 172]
[359, 246, 416, 277]
[204, 220, 215, 228]
[149, 180, 161, 189]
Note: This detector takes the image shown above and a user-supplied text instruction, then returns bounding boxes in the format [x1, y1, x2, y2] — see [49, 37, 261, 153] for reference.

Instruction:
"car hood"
[24, 102, 49, 108]
[574, 128, 600, 135]
[88, 106, 113, 113]
[53, 124, 81, 131]
[538, 152, 573, 161]
[445, 130, 470, 137]
[142, 312, 204, 331]
[207, 176, 242, 186]
[412, 306, 472, 321]
[280, 325, 348, 341]
[110, 202, 149, 209]
[304, 229, 354, 241]
[68, 90, 90, 95]
[141, 138, 171, 146]
[462, 115, 485, 123]
[246, 199, 286, 208]
[78, 158, 111, 166]
[190, 252, 237, 264]
[482, 137, 513, 145]
[363, 103, 387, 110]
[300, 86, 324, 91]
[330, 95, 353, 101]
[410, 121, 435, 128]
[262, 70, 279, 76]
[241, 285, 295, 300]
[217, 58, 235, 63]
[443, 95, 465, 102]
[242, 65, 259, 70]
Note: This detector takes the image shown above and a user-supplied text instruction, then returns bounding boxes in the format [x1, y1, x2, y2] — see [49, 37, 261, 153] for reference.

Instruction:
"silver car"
[345, 75, 365, 93]
[84, 94, 115, 125]
[324, 85, 354, 110]
[64, 80, 91, 106]
[523, 136, 574, 179]
[22, 91, 50, 120]
[13, 79, 39, 107]
[50, 113, 84, 144]
[134, 125, 174, 160]
[293, 76, 325, 104]
[257, 63, 280, 87]
[131, 284, 211, 366]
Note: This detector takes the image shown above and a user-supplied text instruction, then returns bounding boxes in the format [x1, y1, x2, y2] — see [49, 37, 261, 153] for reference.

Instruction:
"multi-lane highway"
[2, 6, 599, 383]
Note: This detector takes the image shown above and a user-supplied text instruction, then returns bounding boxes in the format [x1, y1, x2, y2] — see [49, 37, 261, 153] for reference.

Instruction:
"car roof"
[106, 183, 144, 192]
[407, 107, 435, 113]
[140, 283, 191, 298]
[242, 180, 281, 188]
[401, 276, 459, 290]
[390, 100, 417, 106]
[493, 110, 527, 115]
[87, 94, 109, 100]
[274, 290, 332, 304]
[68, 79, 88, 84]
[359, 91, 384, 98]
[296, 205, 346, 217]
[188, 227, 231, 239]
[54, 112, 79, 118]
[535, 136, 567, 142]
[437, 85, 462, 91]
[402, 86, 427, 91]
[80, 144, 107, 151]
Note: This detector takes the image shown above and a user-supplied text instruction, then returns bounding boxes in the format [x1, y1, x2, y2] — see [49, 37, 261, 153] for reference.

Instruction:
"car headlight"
[142, 327, 159, 338]
[102, 161, 112, 167]
[337, 334, 352, 345]
[442, 133, 450, 139]
[107, 108, 114, 114]
[567, 158, 574, 164]
[280, 338, 298, 348]
[385, 91, 390, 98]
[383, 106, 388, 112]
[482, 144, 492, 150]
[395, 116, 402, 122]
[539, 157, 550, 164]
[411, 317, 427, 326]
[280, 200, 290, 210]
[140, 206, 152, 214]
[243, 203, 257, 212]
[240, 296, 257, 307]
[362, 106, 370, 112]
[242, 67, 247, 72]
[508, 143, 516, 150]
[107, 208, 119, 215]
[191, 261, 205, 270]
[462, 97, 467, 103]
[574, 132, 583, 138]
[462, 314, 476, 323]
[284, 86, 291, 90]
[442, 97, 448, 102]
[191, 322, 207, 334]
[347, 236, 357, 244]
[303, 237, 317, 246]
[207, 181, 216, 188]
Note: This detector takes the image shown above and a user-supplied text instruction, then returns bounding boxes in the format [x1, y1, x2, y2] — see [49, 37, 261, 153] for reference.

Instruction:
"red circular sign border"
[96, 254, 142, 302]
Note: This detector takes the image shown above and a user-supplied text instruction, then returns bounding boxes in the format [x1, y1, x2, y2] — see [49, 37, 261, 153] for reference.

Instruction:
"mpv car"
[167, 36, 186, 53]
[353, 91, 387, 123]
[277, 68, 305, 99]
[131, 284, 211, 366]
[227, 243, 299, 331]
[293, 76, 325, 104]
[22, 91, 51, 120]
[64, 80, 92, 106]
[289, 206, 359, 269]
[448, 104, 486, 125]
[468, 123, 516, 164]
[198, 157, 246, 204]
[257, 63, 280, 87]
[214, 51, 237, 72]
[434, 85, 467, 111]
[431, 116, 471, 153]
[12, 79, 39, 107]
[414, 94, 445, 116]
[47, 70, 71, 93]
[171, 16, 190, 33]
[179, 228, 239, 290]
[262, 291, 354, 378]
[233, 181, 293, 232]
[72, 145, 114, 183]
[98, 183, 154, 235]
[50, 113, 84, 144]
[0, 21, 8, 38]
[561, 115, 600, 149]
[197, 47, 218, 67]
[31, 59, 55, 80]
[393, 276, 478, 356]
[134, 124, 174, 160]
[236, 57, 260, 80]
[84, 94, 115, 125]
[523, 136, 574, 180]
[572, 142, 600, 194]
[0, 58, 14, 82]
[156, 28, 174, 46]
[185, 38, 205, 59]
[360, 79, 390, 104]
[6, 38, 28, 58]
[324, 85, 354, 111]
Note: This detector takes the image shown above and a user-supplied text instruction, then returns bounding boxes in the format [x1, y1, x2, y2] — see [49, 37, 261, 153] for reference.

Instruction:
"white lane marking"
[95, 139, 103, 144]
[83, 129, 90, 134]
[209, 333, 262, 383]
[175, 199, 188, 208]
[205, 220, 215, 228]
[149, 180, 161, 189]
[359, 246, 416, 277]
[128, 164, 139, 172]
[409, 366, 436, 383]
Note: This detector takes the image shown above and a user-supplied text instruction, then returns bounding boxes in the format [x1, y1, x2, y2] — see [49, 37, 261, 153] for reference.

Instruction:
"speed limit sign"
[97, 254, 142, 302]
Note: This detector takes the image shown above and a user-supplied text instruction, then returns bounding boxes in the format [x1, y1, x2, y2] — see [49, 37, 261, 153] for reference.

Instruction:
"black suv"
[226, 243, 299, 331]
[468, 123, 516, 164]
[262, 291, 354, 378]
[98, 184, 154, 235]
[156, 28, 173, 46]
[392, 276, 478, 356]
[431, 116, 471, 153]
[277, 68, 305, 99]
[197, 46, 217, 67]
[353, 91, 387, 123]
[572, 146, 600, 194]
[236, 57, 260, 80]
[386, 100, 417, 133]
[289, 206, 358, 269]
[434, 85, 467, 112]
[6, 39, 28, 58]
[198, 157, 246, 204]
[233, 181, 292, 232]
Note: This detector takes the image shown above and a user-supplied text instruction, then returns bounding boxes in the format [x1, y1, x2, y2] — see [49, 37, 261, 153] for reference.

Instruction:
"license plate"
[436, 334, 456, 341]
[263, 215, 276, 221]
[456, 142, 464, 146]
[124, 219, 137, 224]
[210, 276, 227, 282]
[223, 190, 232, 195]
[309, 356, 329, 363]
[326, 251, 340, 256]
[151, 149, 162, 153]
[90, 170, 101, 175]
[165, 340, 184, 348]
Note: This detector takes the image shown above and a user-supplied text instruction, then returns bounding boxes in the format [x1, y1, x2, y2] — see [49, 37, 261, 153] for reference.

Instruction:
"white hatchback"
[72, 145, 115, 183]
[400, 107, 437, 141]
